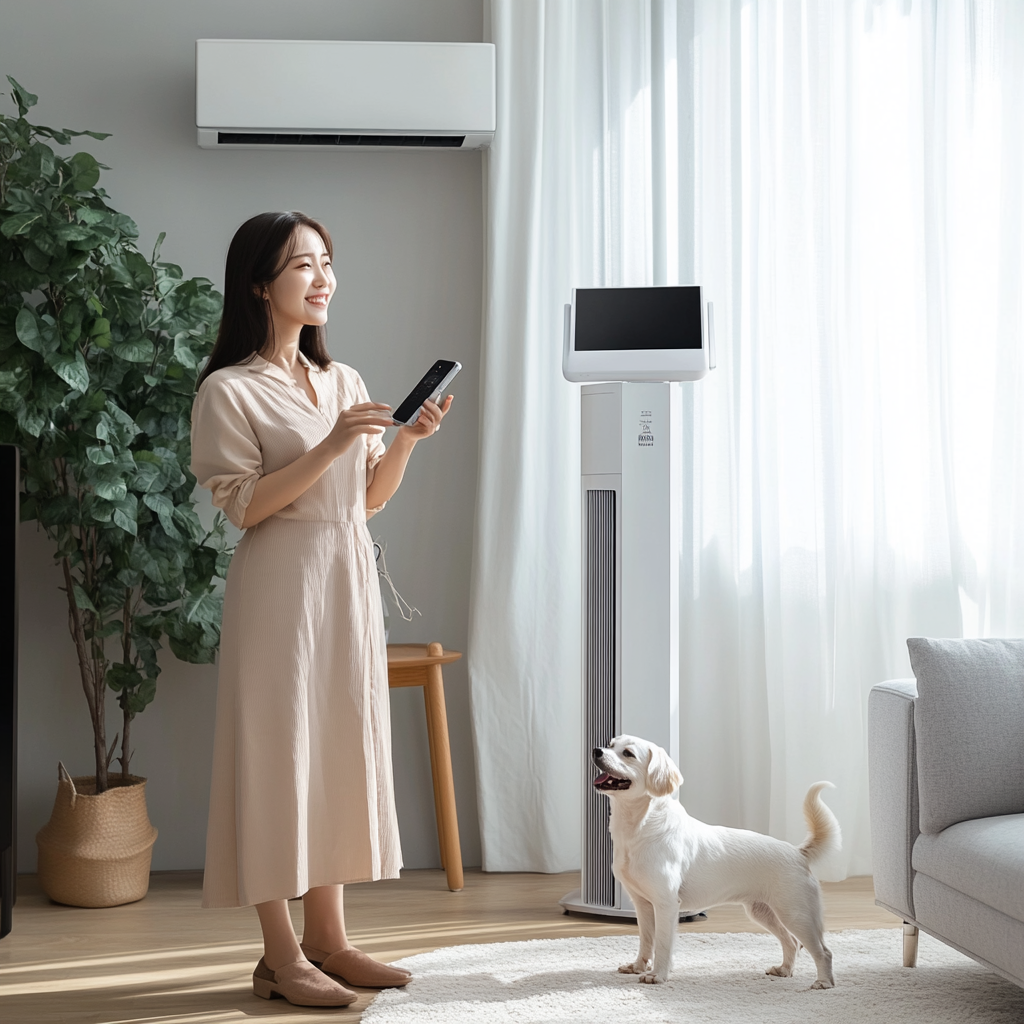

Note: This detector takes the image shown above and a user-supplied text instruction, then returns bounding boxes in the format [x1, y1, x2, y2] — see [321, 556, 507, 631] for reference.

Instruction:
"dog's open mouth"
[593, 772, 631, 791]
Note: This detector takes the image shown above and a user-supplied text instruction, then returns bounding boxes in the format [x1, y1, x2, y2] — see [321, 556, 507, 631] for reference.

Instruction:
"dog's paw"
[810, 978, 835, 990]
[766, 965, 793, 978]
[618, 960, 650, 975]
[638, 971, 667, 984]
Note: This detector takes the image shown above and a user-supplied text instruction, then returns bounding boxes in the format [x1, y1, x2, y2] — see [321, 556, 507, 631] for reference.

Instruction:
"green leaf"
[78, 207, 110, 227]
[52, 351, 90, 392]
[1, 211, 43, 238]
[71, 583, 97, 614]
[37, 494, 78, 527]
[111, 336, 155, 363]
[130, 543, 166, 582]
[115, 567, 143, 588]
[22, 242, 50, 273]
[131, 456, 163, 493]
[215, 549, 232, 578]
[95, 479, 127, 502]
[168, 634, 218, 664]
[53, 222, 96, 243]
[172, 331, 199, 369]
[132, 631, 161, 678]
[106, 662, 142, 693]
[183, 589, 221, 626]
[14, 309, 56, 354]
[23, 142, 56, 182]
[16, 405, 46, 437]
[86, 445, 114, 465]
[112, 506, 138, 535]
[96, 404, 140, 445]
[172, 504, 205, 544]
[7, 75, 38, 115]
[68, 151, 101, 192]
[90, 498, 114, 524]
[0, 363, 27, 388]
[143, 492, 180, 537]
[127, 677, 157, 713]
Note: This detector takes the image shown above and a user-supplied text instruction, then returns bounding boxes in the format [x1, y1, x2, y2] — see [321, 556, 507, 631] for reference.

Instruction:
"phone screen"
[393, 360, 459, 424]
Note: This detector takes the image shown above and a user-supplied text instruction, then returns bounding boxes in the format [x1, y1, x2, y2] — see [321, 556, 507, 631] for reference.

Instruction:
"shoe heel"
[252, 976, 279, 1000]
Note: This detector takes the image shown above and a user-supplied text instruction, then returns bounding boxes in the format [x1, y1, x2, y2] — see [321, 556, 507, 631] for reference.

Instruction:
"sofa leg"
[903, 923, 919, 968]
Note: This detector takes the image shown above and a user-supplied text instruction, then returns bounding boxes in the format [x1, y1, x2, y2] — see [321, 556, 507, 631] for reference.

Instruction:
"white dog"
[593, 735, 841, 989]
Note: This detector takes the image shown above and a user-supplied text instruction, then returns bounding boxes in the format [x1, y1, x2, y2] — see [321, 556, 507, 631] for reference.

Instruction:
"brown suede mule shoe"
[301, 943, 412, 988]
[252, 957, 357, 1006]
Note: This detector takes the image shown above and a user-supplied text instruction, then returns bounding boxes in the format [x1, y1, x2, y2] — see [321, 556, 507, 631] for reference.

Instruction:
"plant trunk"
[120, 589, 132, 782]
[62, 557, 108, 793]
[120, 706, 132, 783]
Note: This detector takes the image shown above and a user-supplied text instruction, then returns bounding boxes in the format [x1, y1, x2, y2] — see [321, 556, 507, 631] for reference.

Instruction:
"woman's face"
[262, 225, 336, 333]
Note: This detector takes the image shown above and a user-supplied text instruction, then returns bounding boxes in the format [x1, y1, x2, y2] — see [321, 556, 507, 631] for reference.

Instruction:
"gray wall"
[2, 0, 484, 872]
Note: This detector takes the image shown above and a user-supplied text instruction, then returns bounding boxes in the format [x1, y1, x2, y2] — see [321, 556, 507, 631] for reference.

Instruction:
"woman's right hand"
[324, 402, 394, 457]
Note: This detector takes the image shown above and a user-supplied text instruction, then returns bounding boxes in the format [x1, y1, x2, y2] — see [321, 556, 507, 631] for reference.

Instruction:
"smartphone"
[392, 359, 462, 426]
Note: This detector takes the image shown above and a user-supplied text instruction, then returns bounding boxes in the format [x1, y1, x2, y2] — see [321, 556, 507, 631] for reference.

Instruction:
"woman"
[191, 211, 452, 1007]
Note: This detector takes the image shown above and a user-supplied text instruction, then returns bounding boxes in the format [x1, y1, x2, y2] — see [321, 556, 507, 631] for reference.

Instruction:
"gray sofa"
[868, 637, 1024, 989]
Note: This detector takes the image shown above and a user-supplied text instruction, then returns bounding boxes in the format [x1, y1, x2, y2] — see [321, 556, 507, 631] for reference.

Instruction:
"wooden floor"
[0, 870, 900, 1022]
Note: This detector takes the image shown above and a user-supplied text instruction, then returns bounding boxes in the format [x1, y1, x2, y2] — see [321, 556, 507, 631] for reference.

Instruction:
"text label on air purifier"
[638, 410, 654, 447]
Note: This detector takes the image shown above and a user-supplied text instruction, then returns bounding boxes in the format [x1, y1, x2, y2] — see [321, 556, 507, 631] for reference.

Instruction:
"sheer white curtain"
[470, 0, 1024, 874]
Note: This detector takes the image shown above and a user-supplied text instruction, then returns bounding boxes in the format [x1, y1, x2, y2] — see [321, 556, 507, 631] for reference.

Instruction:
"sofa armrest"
[869, 679, 919, 921]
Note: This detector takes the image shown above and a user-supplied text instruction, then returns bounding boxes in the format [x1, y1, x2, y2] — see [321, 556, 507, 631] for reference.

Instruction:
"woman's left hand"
[399, 395, 453, 442]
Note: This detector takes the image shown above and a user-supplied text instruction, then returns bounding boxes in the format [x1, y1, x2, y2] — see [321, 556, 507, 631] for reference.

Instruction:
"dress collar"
[244, 351, 325, 380]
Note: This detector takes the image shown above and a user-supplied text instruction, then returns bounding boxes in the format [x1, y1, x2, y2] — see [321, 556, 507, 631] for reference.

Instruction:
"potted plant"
[0, 78, 231, 906]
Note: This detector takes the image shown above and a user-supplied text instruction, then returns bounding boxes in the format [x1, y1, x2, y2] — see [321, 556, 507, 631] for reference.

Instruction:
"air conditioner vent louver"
[216, 133, 467, 148]
[583, 488, 616, 909]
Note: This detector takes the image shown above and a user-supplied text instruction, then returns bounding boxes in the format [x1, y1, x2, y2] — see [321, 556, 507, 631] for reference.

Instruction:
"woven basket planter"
[36, 763, 158, 908]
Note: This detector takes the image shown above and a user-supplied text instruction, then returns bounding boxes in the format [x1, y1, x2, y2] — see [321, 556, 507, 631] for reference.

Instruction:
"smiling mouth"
[593, 772, 631, 792]
[306, 295, 329, 308]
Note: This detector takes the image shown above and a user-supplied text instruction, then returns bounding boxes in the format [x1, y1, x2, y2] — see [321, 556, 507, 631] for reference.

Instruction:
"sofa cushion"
[913, 814, 1024, 925]
[913, 873, 1024, 989]
[908, 637, 1024, 834]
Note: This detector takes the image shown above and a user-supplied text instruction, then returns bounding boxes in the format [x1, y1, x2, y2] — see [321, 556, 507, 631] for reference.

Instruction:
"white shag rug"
[362, 929, 1024, 1023]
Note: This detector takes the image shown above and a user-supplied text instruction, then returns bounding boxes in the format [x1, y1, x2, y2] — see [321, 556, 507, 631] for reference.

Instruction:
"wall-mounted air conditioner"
[195, 39, 495, 151]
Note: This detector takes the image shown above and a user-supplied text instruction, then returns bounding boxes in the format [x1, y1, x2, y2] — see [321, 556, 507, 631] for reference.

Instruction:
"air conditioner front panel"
[568, 383, 681, 920]
[196, 39, 496, 135]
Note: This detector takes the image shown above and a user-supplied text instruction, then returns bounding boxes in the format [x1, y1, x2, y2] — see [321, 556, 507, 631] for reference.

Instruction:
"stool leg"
[425, 696, 445, 871]
[422, 655, 463, 891]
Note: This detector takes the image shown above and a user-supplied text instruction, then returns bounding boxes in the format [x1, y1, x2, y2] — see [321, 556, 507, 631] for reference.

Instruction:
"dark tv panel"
[0, 445, 17, 939]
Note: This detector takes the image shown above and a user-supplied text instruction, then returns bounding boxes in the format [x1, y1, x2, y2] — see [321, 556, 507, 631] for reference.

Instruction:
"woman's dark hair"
[196, 211, 334, 389]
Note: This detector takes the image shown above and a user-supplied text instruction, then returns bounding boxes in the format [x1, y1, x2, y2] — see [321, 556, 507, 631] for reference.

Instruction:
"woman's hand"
[397, 395, 454, 443]
[364, 396, 454, 514]
[325, 402, 395, 457]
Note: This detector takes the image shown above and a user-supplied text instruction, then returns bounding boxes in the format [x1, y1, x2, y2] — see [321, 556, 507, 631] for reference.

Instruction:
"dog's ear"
[646, 745, 683, 797]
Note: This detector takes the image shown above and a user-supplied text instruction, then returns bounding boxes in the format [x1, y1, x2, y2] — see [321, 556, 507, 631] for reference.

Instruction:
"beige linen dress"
[191, 352, 402, 908]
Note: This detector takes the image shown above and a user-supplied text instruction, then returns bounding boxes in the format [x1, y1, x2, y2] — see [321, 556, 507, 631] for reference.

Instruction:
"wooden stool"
[386, 643, 464, 891]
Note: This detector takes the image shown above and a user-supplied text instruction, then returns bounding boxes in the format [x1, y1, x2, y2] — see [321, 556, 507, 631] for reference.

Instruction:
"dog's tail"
[797, 782, 841, 864]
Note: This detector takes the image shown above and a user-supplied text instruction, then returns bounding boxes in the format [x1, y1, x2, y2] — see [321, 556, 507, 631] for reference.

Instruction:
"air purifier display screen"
[574, 286, 702, 351]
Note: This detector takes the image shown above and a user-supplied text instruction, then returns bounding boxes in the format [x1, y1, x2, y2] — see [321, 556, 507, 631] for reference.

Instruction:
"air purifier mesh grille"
[583, 488, 616, 908]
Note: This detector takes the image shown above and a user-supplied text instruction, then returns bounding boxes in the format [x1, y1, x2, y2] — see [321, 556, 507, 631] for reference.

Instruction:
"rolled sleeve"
[191, 379, 263, 529]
